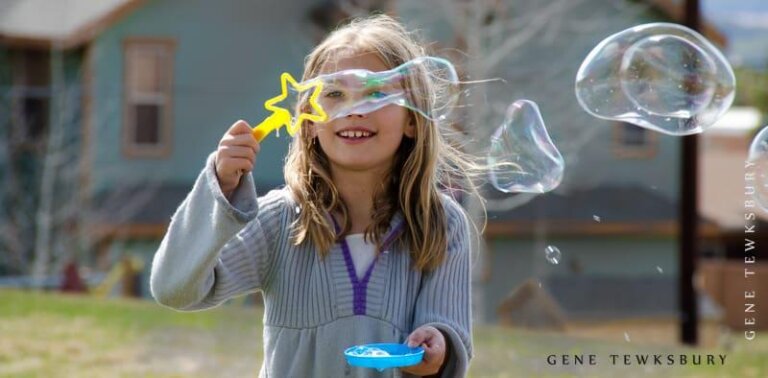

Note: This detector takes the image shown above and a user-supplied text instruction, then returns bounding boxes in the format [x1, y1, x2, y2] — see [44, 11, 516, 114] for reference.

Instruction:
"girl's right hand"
[215, 120, 260, 197]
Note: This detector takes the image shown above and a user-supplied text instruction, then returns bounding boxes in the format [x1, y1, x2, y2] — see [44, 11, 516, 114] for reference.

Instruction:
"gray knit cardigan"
[150, 153, 473, 377]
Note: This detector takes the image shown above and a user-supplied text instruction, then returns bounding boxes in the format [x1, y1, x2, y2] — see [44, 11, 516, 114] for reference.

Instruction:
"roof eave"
[0, 0, 145, 50]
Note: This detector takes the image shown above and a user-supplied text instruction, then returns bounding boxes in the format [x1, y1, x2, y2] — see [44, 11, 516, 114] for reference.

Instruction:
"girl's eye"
[325, 90, 343, 98]
[368, 90, 387, 99]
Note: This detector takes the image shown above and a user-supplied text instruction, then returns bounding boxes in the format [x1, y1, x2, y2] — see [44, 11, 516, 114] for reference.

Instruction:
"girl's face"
[312, 51, 415, 175]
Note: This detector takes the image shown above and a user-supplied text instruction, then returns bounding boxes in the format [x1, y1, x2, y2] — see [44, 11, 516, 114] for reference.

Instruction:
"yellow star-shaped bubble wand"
[251, 73, 327, 142]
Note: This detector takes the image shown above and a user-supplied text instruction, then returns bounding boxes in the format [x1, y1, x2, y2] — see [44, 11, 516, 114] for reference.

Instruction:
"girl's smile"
[335, 126, 377, 144]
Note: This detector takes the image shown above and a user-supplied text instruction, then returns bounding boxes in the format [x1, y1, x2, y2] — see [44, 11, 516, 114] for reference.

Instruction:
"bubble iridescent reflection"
[575, 23, 735, 136]
[487, 100, 564, 193]
[748, 126, 768, 212]
[310, 56, 459, 123]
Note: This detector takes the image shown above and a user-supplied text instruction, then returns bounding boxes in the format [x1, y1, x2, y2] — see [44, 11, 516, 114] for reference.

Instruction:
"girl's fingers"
[219, 145, 256, 162]
[220, 134, 260, 154]
[228, 120, 252, 135]
[407, 326, 440, 348]
[222, 157, 254, 174]
[406, 329, 429, 348]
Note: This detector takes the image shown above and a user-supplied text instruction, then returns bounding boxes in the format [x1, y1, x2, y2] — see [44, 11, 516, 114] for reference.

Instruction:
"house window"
[10, 49, 51, 149]
[613, 122, 657, 158]
[123, 38, 175, 158]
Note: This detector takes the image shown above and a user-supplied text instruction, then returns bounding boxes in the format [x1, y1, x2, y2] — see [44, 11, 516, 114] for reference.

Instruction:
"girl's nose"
[345, 112, 367, 119]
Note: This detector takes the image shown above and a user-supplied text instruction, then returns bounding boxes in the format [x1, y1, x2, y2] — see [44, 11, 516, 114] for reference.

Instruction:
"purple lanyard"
[330, 214, 404, 315]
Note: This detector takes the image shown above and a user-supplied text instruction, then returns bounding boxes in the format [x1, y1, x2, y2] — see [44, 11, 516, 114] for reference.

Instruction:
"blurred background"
[0, 0, 766, 376]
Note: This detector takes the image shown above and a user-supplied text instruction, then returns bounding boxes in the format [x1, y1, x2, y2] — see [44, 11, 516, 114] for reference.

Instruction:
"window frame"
[121, 37, 176, 159]
[10, 49, 52, 150]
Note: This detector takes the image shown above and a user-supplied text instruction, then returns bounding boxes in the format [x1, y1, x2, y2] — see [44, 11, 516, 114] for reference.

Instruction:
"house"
[0, 0, 364, 293]
[698, 107, 768, 331]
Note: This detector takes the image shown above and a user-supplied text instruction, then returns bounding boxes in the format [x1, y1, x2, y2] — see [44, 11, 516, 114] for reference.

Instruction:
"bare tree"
[0, 43, 167, 285]
[395, 0, 656, 322]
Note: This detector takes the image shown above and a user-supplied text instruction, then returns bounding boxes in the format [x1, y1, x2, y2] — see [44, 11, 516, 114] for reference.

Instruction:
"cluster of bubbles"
[347, 346, 391, 358]
[277, 24, 737, 198]
[487, 23, 737, 195]
[276, 23, 742, 273]
[575, 23, 735, 136]
[527, 24, 735, 266]
[748, 126, 768, 211]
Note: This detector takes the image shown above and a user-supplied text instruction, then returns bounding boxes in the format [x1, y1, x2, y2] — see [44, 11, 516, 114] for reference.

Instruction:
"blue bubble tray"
[344, 343, 425, 371]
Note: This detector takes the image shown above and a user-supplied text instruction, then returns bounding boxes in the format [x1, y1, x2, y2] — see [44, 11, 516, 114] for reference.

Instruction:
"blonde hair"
[284, 14, 481, 272]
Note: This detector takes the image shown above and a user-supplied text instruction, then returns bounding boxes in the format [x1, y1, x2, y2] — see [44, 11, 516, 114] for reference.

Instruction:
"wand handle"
[251, 111, 290, 142]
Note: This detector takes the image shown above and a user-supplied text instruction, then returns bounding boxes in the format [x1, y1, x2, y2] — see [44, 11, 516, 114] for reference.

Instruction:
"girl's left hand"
[401, 325, 447, 376]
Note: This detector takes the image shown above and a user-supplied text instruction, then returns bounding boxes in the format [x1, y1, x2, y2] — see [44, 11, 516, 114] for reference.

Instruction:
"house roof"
[487, 185, 677, 222]
[91, 183, 192, 226]
[88, 180, 286, 239]
[0, 0, 144, 48]
[484, 185, 721, 236]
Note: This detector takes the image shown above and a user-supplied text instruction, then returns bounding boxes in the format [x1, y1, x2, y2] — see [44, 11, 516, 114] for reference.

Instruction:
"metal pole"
[680, 0, 700, 346]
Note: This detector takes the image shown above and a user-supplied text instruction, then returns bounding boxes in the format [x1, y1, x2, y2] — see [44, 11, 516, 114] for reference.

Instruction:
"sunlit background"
[0, 0, 766, 376]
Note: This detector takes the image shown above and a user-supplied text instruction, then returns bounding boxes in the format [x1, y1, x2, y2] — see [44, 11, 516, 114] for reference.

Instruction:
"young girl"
[150, 14, 477, 377]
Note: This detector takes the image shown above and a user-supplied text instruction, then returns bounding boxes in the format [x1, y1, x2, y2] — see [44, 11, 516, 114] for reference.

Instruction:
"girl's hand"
[401, 325, 448, 376]
[215, 120, 260, 197]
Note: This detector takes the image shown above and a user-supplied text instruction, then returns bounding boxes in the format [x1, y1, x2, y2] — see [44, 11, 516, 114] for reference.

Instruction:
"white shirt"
[345, 233, 377, 280]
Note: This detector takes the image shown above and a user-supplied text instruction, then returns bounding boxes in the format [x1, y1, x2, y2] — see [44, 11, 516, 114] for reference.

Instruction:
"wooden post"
[680, 0, 700, 346]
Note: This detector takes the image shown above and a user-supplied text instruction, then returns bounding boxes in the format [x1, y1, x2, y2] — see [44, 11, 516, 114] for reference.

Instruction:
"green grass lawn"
[1, 289, 765, 377]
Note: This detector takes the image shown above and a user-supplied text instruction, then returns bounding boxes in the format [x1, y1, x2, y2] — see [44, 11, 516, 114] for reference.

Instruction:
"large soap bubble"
[575, 23, 735, 136]
[271, 57, 460, 139]
[487, 100, 564, 193]
[305, 56, 459, 123]
[748, 126, 768, 212]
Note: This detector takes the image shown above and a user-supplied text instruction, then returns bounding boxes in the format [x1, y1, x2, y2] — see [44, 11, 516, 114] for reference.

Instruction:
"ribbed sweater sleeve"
[411, 195, 474, 377]
[149, 152, 283, 311]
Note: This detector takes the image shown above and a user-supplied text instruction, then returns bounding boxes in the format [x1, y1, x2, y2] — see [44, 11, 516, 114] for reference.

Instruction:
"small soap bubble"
[624, 332, 631, 342]
[545, 245, 561, 265]
[487, 100, 564, 193]
[593, 215, 601, 222]
[575, 23, 735, 136]
[656, 266, 663, 274]
[748, 126, 768, 212]
[295, 206, 301, 214]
